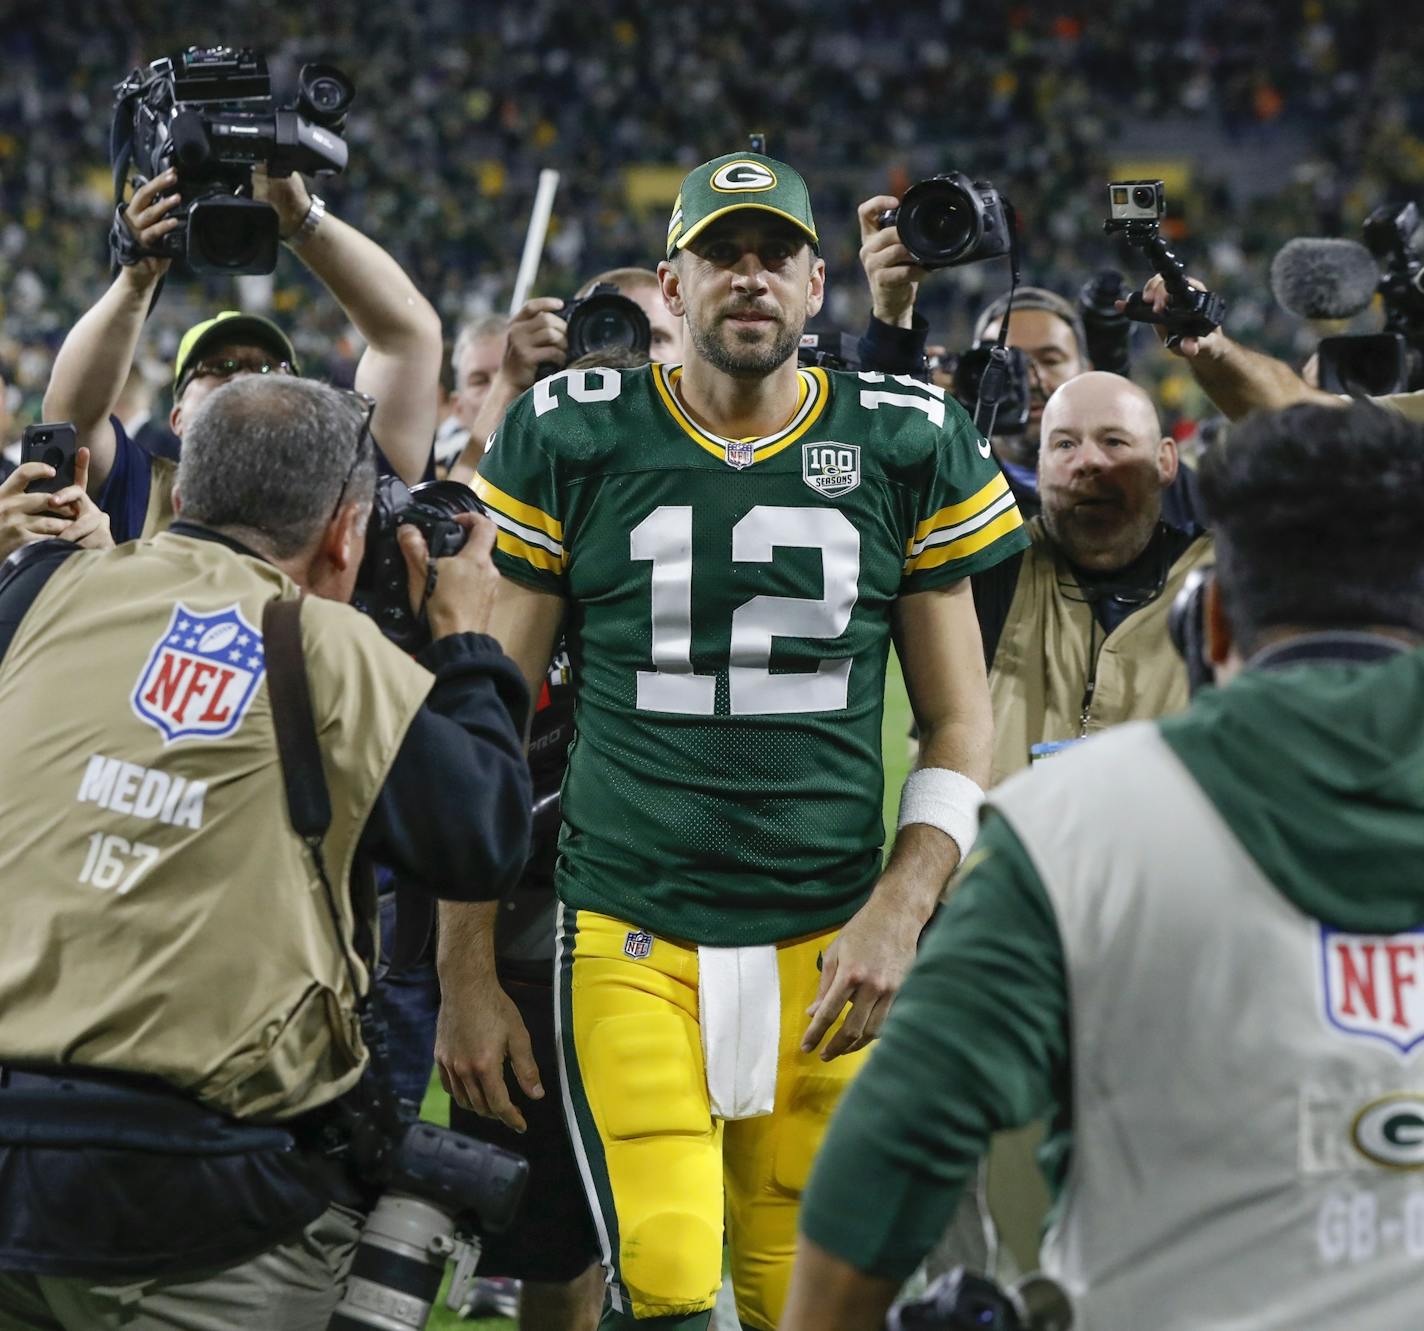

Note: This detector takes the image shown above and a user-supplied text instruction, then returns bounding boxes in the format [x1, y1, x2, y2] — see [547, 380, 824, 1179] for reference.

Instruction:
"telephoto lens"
[327, 1192, 463, 1330]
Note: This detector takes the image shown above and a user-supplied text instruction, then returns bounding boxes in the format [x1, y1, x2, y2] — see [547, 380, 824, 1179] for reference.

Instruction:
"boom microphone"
[1269, 238, 1380, 320]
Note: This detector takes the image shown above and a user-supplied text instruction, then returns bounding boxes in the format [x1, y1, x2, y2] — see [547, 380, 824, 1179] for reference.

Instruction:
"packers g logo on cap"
[711, 160, 778, 193]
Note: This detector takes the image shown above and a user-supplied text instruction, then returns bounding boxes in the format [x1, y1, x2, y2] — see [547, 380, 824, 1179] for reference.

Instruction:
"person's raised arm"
[42, 171, 180, 494]
[801, 578, 992, 1061]
[1137, 272, 1337, 420]
[256, 167, 442, 486]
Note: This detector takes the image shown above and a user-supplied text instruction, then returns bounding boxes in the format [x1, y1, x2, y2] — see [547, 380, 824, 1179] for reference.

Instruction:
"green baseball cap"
[173, 311, 300, 393]
[666, 152, 819, 260]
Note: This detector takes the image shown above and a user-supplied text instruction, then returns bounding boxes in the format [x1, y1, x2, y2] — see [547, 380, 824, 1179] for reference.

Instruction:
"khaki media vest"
[993, 723, 1424, 1330]
[0, 532, 432, 1120]
[988, 518, 1214, 784]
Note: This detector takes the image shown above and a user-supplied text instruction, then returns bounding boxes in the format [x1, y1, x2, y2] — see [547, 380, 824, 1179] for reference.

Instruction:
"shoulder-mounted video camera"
[354, 476, 482, 653]
[1104, 180, 1225, 342]
[879, 173, 1012, 270]
[1317, 201, 1424, 395]
[111, 46, 353, 274]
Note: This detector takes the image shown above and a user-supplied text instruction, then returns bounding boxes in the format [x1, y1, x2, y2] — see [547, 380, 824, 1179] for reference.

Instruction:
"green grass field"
[418, 660, 914, 1328]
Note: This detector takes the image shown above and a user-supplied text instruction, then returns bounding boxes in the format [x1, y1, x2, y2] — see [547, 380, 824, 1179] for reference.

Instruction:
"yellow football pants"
[555, 907, 868, 1330]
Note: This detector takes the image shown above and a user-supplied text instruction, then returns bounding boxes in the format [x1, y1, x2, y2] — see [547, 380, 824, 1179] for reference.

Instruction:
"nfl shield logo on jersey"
[131, 604, 266, 745]
[1320, 926, 1424, 1055]
[802, 442, 861, 497]
[624, 930, 654, 960]
[725, 439, 756, 470]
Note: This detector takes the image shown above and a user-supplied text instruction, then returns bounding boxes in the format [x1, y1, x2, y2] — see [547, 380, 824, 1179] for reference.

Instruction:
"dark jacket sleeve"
[360, 632, 532, 901]
[858, 313, 931, 375]
[0, 540, 82, 664]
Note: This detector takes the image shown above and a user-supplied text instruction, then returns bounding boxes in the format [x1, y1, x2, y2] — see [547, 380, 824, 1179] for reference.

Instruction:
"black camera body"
[889, 1268, 1073, 1331]
[950, 345, 1032, 435]
[354, 477, 482, 653]
[558, 284, 651, 364]
[797, 330, 863, 372]
[113, 46, 353, 274]
[879, 173, 1011, 270]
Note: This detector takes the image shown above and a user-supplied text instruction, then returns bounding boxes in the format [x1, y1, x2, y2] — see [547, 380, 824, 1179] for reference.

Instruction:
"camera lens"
[296, 63, 355, 128]
[566, 292, 651, 361]
[897, 178, 977, 267]
[42, 445, 64, 469]
[188, 196, 279, 273]
[1132, 185, 1156, 209]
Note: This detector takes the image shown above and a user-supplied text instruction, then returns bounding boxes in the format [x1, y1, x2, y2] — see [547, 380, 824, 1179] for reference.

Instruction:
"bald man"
[972, 372, 1213, 787]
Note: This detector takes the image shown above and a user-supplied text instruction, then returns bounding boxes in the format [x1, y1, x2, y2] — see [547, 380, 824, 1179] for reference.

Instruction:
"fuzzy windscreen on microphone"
[1269, 237, 1381, 321]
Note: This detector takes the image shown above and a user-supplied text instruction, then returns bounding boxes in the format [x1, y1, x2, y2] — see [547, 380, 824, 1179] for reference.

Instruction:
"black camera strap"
[262, 597, 412, 1148]
[973, 201, 1022, 437]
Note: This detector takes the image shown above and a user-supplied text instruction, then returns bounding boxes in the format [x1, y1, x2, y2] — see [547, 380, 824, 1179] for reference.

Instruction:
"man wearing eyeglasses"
[42, 165, 442, 544]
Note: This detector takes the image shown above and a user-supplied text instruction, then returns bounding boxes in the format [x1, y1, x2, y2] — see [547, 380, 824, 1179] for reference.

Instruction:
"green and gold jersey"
[476, 362, 1027, 945]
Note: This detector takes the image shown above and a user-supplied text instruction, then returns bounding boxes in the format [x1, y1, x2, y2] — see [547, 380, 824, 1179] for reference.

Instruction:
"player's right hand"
[435, 971, 544, 1133]
[398, 508, 502, 638]
[503, 297, 569, 393]
[121, 169, 181, 282]
[858, 195, 928, 330]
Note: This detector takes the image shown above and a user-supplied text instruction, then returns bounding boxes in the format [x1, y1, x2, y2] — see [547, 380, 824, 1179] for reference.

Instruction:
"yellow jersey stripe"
[474, 474, 564, 544]
[906, 489, 1019, 560]
[903, 507, 1025, 574]
[909, 473, 1010, 547]
[495, 529, 566, 575]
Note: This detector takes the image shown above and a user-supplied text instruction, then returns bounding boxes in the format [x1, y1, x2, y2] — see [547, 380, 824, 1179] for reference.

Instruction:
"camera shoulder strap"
[262, 596, 332, 841]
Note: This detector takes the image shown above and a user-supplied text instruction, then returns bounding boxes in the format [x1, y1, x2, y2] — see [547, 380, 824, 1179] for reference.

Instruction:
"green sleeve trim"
[800, 814, 1071, 1280]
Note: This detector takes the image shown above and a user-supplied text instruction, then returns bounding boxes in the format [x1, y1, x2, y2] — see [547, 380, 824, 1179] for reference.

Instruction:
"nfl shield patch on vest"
[1320, 926, 1424, 1055]
[802, 442, 860, 497]
[131, 603, 266, 744]
[624, 930, 654, 960]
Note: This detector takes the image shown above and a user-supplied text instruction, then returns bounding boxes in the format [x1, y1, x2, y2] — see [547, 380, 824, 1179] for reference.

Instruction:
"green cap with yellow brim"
[173, 311, 300, 394]
[666, 152, 819, 260]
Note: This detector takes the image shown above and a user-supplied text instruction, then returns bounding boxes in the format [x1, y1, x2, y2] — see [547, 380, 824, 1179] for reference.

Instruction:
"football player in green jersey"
[437, 151, 1029, 1331]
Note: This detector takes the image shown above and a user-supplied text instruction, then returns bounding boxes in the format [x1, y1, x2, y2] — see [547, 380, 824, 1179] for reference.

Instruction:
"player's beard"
[687, 304, 804, 379]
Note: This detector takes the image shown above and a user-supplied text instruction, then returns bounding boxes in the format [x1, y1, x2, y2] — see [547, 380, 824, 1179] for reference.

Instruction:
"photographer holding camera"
[44, 73, 442, 544]
[0, 375, 531, 1329]
[786, 400, 1424, 1331]
[447, 268, 683, 485]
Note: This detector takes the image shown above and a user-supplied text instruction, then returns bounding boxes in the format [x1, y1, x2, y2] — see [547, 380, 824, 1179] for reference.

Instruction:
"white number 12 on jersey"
[630, 505, 860, 716]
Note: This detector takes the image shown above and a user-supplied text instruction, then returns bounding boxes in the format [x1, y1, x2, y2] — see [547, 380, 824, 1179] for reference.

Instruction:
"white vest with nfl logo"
[990, 721, 1424, 1331]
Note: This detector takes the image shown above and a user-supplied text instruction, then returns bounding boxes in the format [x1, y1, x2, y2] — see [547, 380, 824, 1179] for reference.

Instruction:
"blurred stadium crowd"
[0, 0, 1420, 435]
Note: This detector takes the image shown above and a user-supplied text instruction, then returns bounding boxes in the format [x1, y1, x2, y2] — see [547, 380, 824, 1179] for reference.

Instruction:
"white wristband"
[897, 767, 985, 859]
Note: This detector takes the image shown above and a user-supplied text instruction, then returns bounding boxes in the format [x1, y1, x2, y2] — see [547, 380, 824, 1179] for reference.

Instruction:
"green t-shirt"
[476, 362, 1027, 944]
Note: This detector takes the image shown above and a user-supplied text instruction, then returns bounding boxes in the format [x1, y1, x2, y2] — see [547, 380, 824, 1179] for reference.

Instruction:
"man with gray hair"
[0, 375, 533, 1330]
